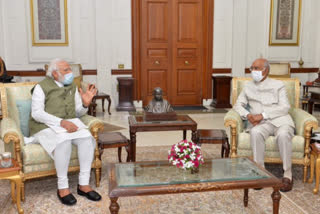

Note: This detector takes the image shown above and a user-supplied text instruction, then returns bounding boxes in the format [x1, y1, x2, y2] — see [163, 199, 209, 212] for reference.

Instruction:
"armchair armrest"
[224, 109, 244, 158]
[289, 108, 318, 136]
[224, 109, 244, 133]
[80, 114, 104, 133]
[0, 117, 24, 166]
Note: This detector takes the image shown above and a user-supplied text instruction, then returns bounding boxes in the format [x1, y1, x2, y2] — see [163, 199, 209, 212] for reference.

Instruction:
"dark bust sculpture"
[145, 87, 173, 113]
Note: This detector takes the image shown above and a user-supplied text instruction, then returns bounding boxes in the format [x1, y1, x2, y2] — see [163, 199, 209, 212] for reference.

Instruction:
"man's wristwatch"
[82, 104, 88, 108]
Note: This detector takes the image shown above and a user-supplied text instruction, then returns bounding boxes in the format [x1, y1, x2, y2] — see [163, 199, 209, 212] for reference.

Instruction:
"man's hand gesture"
[79, 84, 98, 107]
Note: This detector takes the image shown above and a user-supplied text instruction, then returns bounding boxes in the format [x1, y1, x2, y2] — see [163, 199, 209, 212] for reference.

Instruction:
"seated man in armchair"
[233, 58, 294, 192]
[29, 58, 101, 205]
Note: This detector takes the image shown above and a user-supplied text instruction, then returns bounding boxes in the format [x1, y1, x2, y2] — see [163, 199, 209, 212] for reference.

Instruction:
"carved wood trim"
[7, 69, 97, 76]
[245, 68, 318, 74]
[111, 69, 133, 75]
[212, 68, 232, 74]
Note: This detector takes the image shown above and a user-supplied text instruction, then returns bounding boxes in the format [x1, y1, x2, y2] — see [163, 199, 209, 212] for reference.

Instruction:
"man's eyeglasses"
[249, 66, 266, 71]
[61, 67, 72, 72]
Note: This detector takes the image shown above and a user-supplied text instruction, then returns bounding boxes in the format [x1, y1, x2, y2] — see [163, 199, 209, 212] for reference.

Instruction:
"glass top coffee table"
[108, 158, 282, 214]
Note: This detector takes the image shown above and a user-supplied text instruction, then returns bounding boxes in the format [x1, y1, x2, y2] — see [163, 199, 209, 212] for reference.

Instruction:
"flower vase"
[191, 167, 199, 174]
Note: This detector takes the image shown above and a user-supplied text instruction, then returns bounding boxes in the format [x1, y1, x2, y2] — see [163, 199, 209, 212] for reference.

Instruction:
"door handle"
[185, 61, 189, 65]
[155, 61, 160, 65]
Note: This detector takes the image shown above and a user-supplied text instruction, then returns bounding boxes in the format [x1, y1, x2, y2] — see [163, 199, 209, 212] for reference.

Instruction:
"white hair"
[46, 58, 66, 77]
[264, 60, 270, 72]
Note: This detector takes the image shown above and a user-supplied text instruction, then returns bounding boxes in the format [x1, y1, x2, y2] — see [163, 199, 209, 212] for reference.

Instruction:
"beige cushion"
[22, 144, 79, 166]
[237, 132, 305, 159]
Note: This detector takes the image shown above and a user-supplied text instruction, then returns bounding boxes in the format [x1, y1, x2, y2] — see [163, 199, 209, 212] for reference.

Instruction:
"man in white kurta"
[30, 58, 101, 205]
[234, 58, 295, 192]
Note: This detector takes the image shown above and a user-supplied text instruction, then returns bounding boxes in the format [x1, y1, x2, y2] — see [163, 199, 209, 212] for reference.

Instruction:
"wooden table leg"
[106, 96, 111, 115]
[224, 139, 230, 158]
[9, 175, 24, 214]
[191, 130, 197, 143]
[183, 130, 186, 140]
[271, 188, 281, 214]
[101, 98, 105, 112]
[314, 156, 320, 194]
[308, 100, 314, 114]
[243, 188, 249, 207]
[109, 197, 120, 214]
[130, 131, 136, 162]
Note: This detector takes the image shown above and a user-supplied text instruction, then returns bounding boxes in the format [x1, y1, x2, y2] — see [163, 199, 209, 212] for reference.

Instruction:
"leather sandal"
[57, 190, 77, 206]
[77, 185, 102, 201]
[280, 177, 293, 192]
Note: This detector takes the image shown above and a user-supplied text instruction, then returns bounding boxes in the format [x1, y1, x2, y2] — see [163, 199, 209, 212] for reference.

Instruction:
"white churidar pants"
[53, 136, 95, 189]
[250, 121, 294, 180]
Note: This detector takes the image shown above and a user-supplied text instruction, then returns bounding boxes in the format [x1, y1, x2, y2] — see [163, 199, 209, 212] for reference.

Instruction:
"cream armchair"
[224, 77, 318, 182]
[0, 82, 104, 201]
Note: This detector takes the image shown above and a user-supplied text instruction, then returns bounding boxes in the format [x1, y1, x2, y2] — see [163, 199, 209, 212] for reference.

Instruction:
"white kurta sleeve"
[233, 89, 250, 120]
[31, 84, 62, 126]
[75, 87, 88, 117]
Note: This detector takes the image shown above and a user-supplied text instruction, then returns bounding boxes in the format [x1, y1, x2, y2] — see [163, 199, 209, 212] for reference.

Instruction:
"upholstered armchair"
[224, 77, 318, 182]
[0, 82, 104, 201]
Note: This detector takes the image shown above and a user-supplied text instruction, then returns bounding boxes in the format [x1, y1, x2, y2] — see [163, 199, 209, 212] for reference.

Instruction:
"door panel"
[171, 0, 203, 105]
[141, 0, 171, 104]
[140, 0, 204, 106]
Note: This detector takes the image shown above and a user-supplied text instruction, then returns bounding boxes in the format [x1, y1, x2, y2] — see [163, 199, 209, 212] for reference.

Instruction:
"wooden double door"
[134, 0, 212, 106]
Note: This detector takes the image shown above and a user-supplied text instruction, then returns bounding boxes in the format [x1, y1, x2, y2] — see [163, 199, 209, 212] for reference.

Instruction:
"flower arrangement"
[168, 140, 204, 170]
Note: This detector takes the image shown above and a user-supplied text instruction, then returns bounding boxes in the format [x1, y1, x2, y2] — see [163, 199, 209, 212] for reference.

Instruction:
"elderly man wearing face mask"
[29, 58, 101, 205]
[233, 58, 295, 192]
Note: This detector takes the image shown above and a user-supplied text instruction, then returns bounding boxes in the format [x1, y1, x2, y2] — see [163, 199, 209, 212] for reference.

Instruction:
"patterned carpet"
[1, 144, 320, 214]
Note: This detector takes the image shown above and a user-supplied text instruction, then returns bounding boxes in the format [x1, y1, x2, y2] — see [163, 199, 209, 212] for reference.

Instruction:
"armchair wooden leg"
[313, 157, 320, 194]
[95, 168, 101, 187]
[308, 153, 315, 183]
[303, 164, 308, 183]
[21, 182, 25, 202]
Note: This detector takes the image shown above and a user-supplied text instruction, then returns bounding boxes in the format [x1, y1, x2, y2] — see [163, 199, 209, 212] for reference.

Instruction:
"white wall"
[1, 0, 320, 107]
[213, 0, 320, 85]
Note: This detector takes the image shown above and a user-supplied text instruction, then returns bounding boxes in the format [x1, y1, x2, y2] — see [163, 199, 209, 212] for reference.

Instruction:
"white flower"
[172, 160, 179, 165]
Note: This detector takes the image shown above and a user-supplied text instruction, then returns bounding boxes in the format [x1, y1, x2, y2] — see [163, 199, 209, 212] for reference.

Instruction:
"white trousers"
[53, 136, 95, 189]
[250, 121, 294, 179]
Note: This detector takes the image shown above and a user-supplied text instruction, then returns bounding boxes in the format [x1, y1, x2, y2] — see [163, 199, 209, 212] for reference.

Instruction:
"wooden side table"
[98, 132, 131, 163]
[211, 76, 232, 108]
[308, 143, 320, 194]
[0, 159, 24, 214]
[88, 92, 111, 116]
[196, 129, 230, 158]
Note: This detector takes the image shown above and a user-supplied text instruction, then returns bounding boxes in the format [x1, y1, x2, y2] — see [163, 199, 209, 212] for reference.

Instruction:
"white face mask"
[251, 70, 264, 82]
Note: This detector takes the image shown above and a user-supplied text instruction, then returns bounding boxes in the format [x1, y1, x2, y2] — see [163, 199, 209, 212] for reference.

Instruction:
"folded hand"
[247, 114, 263, 126]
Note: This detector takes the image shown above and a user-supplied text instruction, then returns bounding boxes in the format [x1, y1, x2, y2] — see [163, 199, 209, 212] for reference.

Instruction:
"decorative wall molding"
[245, 67, 318, 74]
[7, 69, 97, 76]
[111, 69, 132, 75]
[212, 68, 232, 74]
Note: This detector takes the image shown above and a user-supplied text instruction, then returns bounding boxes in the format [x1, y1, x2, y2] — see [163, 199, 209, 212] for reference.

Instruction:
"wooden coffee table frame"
[128, 115, 198, 162]
[107, 159, 282, 214]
